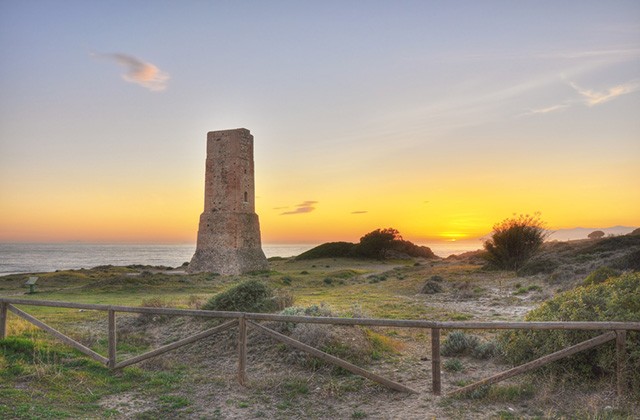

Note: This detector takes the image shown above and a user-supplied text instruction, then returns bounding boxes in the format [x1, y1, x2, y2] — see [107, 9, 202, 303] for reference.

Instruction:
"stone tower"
[188, 128, 268, 274]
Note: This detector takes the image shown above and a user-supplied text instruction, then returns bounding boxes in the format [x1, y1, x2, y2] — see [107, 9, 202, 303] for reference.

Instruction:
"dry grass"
[1, 246, 639, 419]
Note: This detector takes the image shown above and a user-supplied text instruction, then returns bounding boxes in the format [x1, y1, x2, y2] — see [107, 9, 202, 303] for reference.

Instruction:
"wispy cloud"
[570, 81, 640, 106]
[280, 201, 317, 215]
[522, 79, 639, 117]
[522, 103, 570, 116]
[93, 53, 169, 92]
[351, 210, 368, 214]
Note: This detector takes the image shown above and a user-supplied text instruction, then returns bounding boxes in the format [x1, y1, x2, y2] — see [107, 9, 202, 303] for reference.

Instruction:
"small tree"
[484, 213, 547, 270]
[356, 228, 401, 259]
[588, 230, 605, 240]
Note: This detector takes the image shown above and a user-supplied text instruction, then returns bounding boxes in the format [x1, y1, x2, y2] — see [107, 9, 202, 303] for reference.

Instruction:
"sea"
[0, 242, 481, 276]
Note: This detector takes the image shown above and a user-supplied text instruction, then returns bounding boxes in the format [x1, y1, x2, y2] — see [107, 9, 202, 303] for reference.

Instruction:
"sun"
[439, 232, 468, 242]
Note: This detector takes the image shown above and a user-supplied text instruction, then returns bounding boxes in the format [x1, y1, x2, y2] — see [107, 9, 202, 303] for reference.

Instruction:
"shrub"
[281, 304, 332, 318]
[588, 230, 605, 240]
[296, 228, 436, 260]
[441, 331, 480, 357]
[613, 249, 640, 271]
[355, 228, 402, 259]
[500, 272, 640, 391]
[582, 266, 620, 286]
[444, 358, 464, 372]
[516, 256, 559, 276]
[202, 279, 277, 313]
[419, 280, 443, 294]
[471, 342, 500, 359]
[484, 213, 547, 270]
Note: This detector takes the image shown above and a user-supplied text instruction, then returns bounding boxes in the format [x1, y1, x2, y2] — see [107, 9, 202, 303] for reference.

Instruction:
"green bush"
[516, 256, 559, 276]
[355, 228, 402, 259]
[296, 242, 356, 259]
[613, 249, 640, 271]
[444, 358, 464, 372]
[500, 272, 640, 391]
[419, 280, 443, 294]
[202, 279, 277, 313]
[441, 331, 480, 357]
[296, 228, 437, 260]
[582, 266, 620, 286]
[484, 214, 547, 270]
[471, 342, 500, 360]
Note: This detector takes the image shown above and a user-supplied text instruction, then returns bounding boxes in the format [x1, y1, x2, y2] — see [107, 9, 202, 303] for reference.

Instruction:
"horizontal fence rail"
[1, 297, 638, 397]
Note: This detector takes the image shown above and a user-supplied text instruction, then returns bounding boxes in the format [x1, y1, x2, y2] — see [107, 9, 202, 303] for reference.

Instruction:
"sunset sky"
[1, 1, 638, 246]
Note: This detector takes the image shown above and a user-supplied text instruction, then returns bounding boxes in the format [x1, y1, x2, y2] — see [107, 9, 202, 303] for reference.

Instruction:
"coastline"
[0, 241, 482, 276]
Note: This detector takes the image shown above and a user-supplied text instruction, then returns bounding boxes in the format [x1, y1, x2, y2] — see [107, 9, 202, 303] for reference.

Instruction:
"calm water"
[0, 242, 480, 276]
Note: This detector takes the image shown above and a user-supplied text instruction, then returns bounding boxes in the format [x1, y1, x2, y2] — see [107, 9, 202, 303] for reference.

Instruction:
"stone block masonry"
[188, 128, 268, 275]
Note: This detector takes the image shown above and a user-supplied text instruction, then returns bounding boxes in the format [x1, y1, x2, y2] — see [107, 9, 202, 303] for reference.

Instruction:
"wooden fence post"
[238, 314, 247, 386]
[431, 328, 441, 395]
[616, 330, 627, 397]
[0, 302, 7, 340]
[108, 309, 116, 369]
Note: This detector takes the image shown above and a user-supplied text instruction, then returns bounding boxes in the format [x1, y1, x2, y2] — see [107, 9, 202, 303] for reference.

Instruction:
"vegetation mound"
[296, 242, 356, 259]
[515, 234, 640, 285]
[202, 279, 282, 313]
[500, 272, 640, 392]
[297, 228, 436, 260]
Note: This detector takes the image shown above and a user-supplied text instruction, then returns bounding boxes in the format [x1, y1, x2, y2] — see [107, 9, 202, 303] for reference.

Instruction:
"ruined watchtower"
[187, 128, 268, 274]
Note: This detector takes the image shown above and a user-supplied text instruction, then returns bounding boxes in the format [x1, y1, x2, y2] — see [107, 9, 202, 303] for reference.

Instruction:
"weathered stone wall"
[188, 128, 268, 275]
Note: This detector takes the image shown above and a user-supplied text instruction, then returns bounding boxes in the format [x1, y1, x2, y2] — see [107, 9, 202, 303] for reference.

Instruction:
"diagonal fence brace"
[247, 320, 417, 393]
[8, 304, 109, 365]
[114, 319, 238, 369]
[448, 330, 617, 397]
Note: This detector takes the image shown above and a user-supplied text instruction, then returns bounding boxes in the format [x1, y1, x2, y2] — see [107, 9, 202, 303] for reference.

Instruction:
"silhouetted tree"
[588, 230, 605, 240]
[356, 228, 401, 259]
[484, 214, 547, 270]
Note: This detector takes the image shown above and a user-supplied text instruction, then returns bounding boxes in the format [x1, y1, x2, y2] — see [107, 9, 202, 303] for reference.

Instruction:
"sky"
[0, 0, 639, 246]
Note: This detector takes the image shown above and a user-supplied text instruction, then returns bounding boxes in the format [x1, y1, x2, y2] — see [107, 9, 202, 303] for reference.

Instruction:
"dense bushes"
[484, 214, 547, 270]
[441, 331, 499, 360]
[297, 228, 436, 260]
[202, 279, 282, 313]
[581, 266, 620, 286]
[295, 242, 356, 259]
[500, 272, 640, 391]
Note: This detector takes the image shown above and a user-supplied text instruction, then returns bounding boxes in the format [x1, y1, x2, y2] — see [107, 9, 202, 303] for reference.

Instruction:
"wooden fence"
[1, 297, 638, 397]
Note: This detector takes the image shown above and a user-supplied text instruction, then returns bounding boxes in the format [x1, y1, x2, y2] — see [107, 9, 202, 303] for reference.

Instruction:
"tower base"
[187, 212, 268, 275]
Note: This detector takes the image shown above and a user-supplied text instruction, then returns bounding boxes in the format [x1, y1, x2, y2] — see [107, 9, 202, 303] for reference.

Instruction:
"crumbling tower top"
[204, 128, 256, 214]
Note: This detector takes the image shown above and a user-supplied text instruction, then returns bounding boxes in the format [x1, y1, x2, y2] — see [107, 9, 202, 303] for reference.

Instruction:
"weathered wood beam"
[247, 320, 417, 394]
[2, 298, 639, 331]
[238, 315, 247, 386]
[447, 331, 617, 397]
[108, 309, 116, 369]
[114, 319, 237, 369]
[8, 304, 108, 365]
[0, 302, 7, 340]
[616, 330, 627, 397]
[431, 328, 441, 395]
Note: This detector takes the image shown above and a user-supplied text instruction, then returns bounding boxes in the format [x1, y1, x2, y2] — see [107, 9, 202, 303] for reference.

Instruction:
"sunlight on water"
[0, 241, 482, 275]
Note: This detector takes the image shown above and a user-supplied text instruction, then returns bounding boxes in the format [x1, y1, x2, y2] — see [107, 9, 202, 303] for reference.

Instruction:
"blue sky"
[1, 1, 638, 243]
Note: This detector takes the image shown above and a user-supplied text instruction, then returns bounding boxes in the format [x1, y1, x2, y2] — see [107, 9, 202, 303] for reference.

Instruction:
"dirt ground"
[95, 252, 637, 419]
